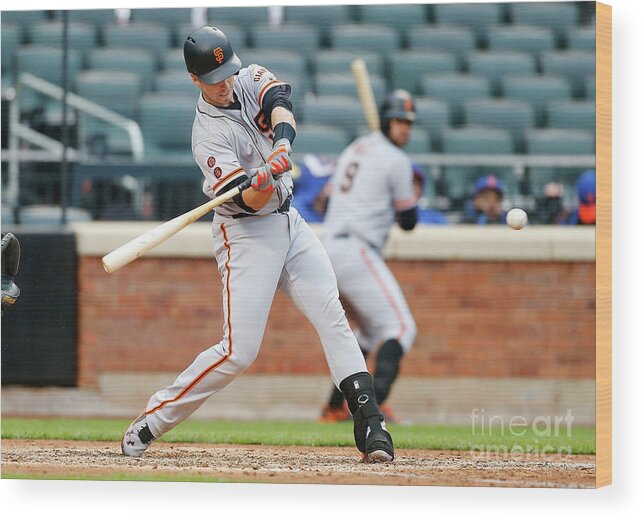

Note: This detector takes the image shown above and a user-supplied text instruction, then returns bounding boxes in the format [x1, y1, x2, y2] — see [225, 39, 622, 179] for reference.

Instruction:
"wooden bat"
[102, 178, 252, 273]
[351, 58, 380, 132]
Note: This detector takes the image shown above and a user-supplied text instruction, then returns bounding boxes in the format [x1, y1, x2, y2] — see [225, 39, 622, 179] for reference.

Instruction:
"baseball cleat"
[363, 423, 395, 463]
[319, 403, 351, 423]
[121, 415, 155, 457]
[379, 404, 399, 424]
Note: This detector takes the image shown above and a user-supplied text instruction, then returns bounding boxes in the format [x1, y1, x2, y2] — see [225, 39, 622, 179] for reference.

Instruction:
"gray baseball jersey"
[324, 131, 416, 252]
[136, 64, 369, 440]
[323, 131, 417, 353]
[192, 64, 294, 218]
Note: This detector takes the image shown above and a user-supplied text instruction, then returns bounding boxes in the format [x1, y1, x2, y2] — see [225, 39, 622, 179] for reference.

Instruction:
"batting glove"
[250, 166, 275, 192]
[266, 140, 292, 178]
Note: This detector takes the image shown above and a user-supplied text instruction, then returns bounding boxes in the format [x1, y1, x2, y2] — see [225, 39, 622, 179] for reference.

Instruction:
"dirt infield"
[1, 439, 595, 488]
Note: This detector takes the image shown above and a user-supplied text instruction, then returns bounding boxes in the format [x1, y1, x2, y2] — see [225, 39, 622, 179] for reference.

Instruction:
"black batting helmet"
[380, 89, 416, 125]
[184, 26, 242, 85]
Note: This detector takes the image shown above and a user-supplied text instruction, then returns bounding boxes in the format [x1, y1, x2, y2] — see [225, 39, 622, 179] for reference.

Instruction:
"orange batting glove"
[267, 141, 292, 178]
[250, 166, 275, 192]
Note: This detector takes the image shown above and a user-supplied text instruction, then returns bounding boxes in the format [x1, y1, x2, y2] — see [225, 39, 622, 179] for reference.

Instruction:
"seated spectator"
[562, 170, 596, 226]
[460, 175, 507, 224]
[536, 182, 573, 224]
[412, 163, 449, 225]
[291, 155, 334, 223]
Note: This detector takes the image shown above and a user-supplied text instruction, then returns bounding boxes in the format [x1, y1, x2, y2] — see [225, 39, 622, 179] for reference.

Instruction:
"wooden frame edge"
[595, 1, 612, 488]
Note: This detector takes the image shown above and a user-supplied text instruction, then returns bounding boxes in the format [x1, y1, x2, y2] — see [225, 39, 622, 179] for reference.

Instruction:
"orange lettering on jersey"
[404, 99, 414, 111]
[213, 47, 225, 64]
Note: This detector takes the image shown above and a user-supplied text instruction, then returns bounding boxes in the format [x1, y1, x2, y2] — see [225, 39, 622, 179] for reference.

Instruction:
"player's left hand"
[250, 165, 276, 192]
[266, 141, 292, 178]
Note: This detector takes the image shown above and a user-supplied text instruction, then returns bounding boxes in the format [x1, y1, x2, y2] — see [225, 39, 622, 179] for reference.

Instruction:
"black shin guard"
[339, 372, 394, 459]
[373, 339, 404, 404]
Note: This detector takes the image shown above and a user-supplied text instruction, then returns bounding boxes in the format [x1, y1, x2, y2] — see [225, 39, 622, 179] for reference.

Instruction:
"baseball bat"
[351, 58, 380, 132]
[102, 178, 252, 273]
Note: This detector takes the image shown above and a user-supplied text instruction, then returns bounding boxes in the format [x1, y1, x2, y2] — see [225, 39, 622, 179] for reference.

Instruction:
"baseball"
[506, 208, 528, 230]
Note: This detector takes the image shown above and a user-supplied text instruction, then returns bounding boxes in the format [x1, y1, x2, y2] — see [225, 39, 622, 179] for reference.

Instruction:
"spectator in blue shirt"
[461, 175, 507, 225]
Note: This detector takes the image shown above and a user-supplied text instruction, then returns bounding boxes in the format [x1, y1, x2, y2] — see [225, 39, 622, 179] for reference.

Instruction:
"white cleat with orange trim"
[121, 415, 155, 457]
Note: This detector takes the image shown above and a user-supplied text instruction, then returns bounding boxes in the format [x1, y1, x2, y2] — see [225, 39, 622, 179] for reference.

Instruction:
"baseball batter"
[320, 91, 419, 423]
[121, 26, 394, 463]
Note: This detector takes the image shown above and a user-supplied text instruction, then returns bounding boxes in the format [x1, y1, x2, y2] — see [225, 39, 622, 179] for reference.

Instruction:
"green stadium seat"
[302, 95, 364, 136]
[441, 127, 516, 201]
[486, 25, 556, 56]
[509, 2, 580, 39]
[76, 70, 143, 156]
[420, 74, 491, 125]
[294, 124, 351, 155]
[29, 21, 97, 64]
[433, 3, 502, 39]
[546, 100, 596, 131]
[77, 70, 142, 117]
[567, 27, 596, 51]
[156, 70, 198, 97]
[16, 45, 82, 87]
[526, 128, 595, 155]
[585, 76, 596, 98]
[464, 99, 535, 151]
[358, 4, 428, 38]
[404, 127, 432, 154]
[314, 50, 384, 77]
[88, 48, 157, 92]
[1, 23, 22, 74]
[442, 127, 515, 154]
[103, 22, 172, 65]
[413, 97, 451, 143]
[502, 75, 572, 126]
[161, 48, 187, 73]
[285, 5, 353, 32]
[390, 51, 459, 94]
[65, 9, 117, 28]
[238, 49, 307, 79]
[139, 94, 196, 162]
[466, 51, 536, 95]
[178, 23, 247, 49]
[316, 74, 386, 105]
[407, 25, 476, 62]
[1, 10, 48, 33]
[208, 6, 269, 27]
[331, 24, 401, 54]
[542, 51, 595, 97]
[525, 128, 595, 197]
[130, 8, 193, 25]
[358, 4, 428, 26]
[251, 24, 320, 58]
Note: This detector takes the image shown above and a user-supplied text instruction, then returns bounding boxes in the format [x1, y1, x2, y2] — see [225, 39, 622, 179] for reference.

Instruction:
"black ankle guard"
[374, 339, 404, 403]
[339, 372, 386, 453]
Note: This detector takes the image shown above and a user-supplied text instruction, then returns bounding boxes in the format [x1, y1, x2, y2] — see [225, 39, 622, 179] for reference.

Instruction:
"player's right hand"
[250, 165, 275, 192]
[266, 143, 292, 179]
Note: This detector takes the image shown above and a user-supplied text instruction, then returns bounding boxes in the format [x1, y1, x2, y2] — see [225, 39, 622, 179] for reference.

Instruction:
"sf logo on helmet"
[213, 47, 225, 64]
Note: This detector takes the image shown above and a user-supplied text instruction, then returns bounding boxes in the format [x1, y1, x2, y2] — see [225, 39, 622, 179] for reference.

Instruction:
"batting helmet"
[184, 26, 242, 85]
[380, 89, 416, 125]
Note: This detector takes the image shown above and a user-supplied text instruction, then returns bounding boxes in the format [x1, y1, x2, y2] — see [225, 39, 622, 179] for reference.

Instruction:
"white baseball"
[506, 208, 528, 230]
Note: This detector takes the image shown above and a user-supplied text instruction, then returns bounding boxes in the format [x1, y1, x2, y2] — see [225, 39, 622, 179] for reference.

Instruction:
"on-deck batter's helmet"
[380, 89, 416, 125]
[184, 26, 242, 85]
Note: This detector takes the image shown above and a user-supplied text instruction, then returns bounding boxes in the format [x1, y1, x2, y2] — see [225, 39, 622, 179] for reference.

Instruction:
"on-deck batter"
[320, 90, 419, 423]
[121, 26, 394, 463]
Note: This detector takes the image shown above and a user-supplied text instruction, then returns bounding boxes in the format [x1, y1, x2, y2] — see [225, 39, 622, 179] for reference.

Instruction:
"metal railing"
[4, 72, 145, 206]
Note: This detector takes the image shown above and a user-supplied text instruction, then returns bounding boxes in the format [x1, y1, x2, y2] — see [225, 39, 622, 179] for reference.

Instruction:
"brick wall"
[77, 256, 595, 387]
